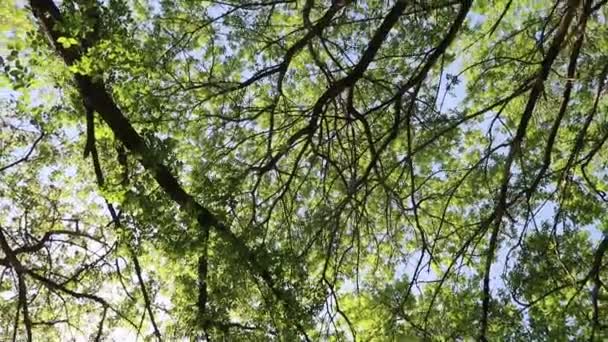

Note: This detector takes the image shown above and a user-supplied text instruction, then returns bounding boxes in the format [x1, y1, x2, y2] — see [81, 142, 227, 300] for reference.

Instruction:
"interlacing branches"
[0, 0, 607, 339]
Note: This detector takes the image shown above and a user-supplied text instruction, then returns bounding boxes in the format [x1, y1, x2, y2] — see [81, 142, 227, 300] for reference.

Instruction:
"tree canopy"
[1, 0, 608, 340]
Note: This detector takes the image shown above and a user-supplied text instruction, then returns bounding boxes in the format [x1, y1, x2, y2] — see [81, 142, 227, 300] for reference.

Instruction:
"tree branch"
[28, 0, 311, 338]
[479, 1, 581, 339]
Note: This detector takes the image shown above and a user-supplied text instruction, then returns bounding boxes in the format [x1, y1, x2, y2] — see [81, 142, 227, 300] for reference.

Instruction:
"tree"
[1, 0, 607, 340]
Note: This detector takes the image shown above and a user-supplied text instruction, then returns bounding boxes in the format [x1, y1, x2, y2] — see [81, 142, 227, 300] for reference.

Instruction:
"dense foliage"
[1, 0, 608, 340]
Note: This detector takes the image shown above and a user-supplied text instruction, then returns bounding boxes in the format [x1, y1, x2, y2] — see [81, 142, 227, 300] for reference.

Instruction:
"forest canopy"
[1, 0, 608, 340]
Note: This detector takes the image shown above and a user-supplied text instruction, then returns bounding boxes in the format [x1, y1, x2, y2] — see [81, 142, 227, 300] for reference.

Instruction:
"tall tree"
[1, 0, 608, 340]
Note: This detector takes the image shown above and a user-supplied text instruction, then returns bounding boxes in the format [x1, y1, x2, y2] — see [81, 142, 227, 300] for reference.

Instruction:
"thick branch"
[479, 1, 581, 339]
[29, 0, 310, 337]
